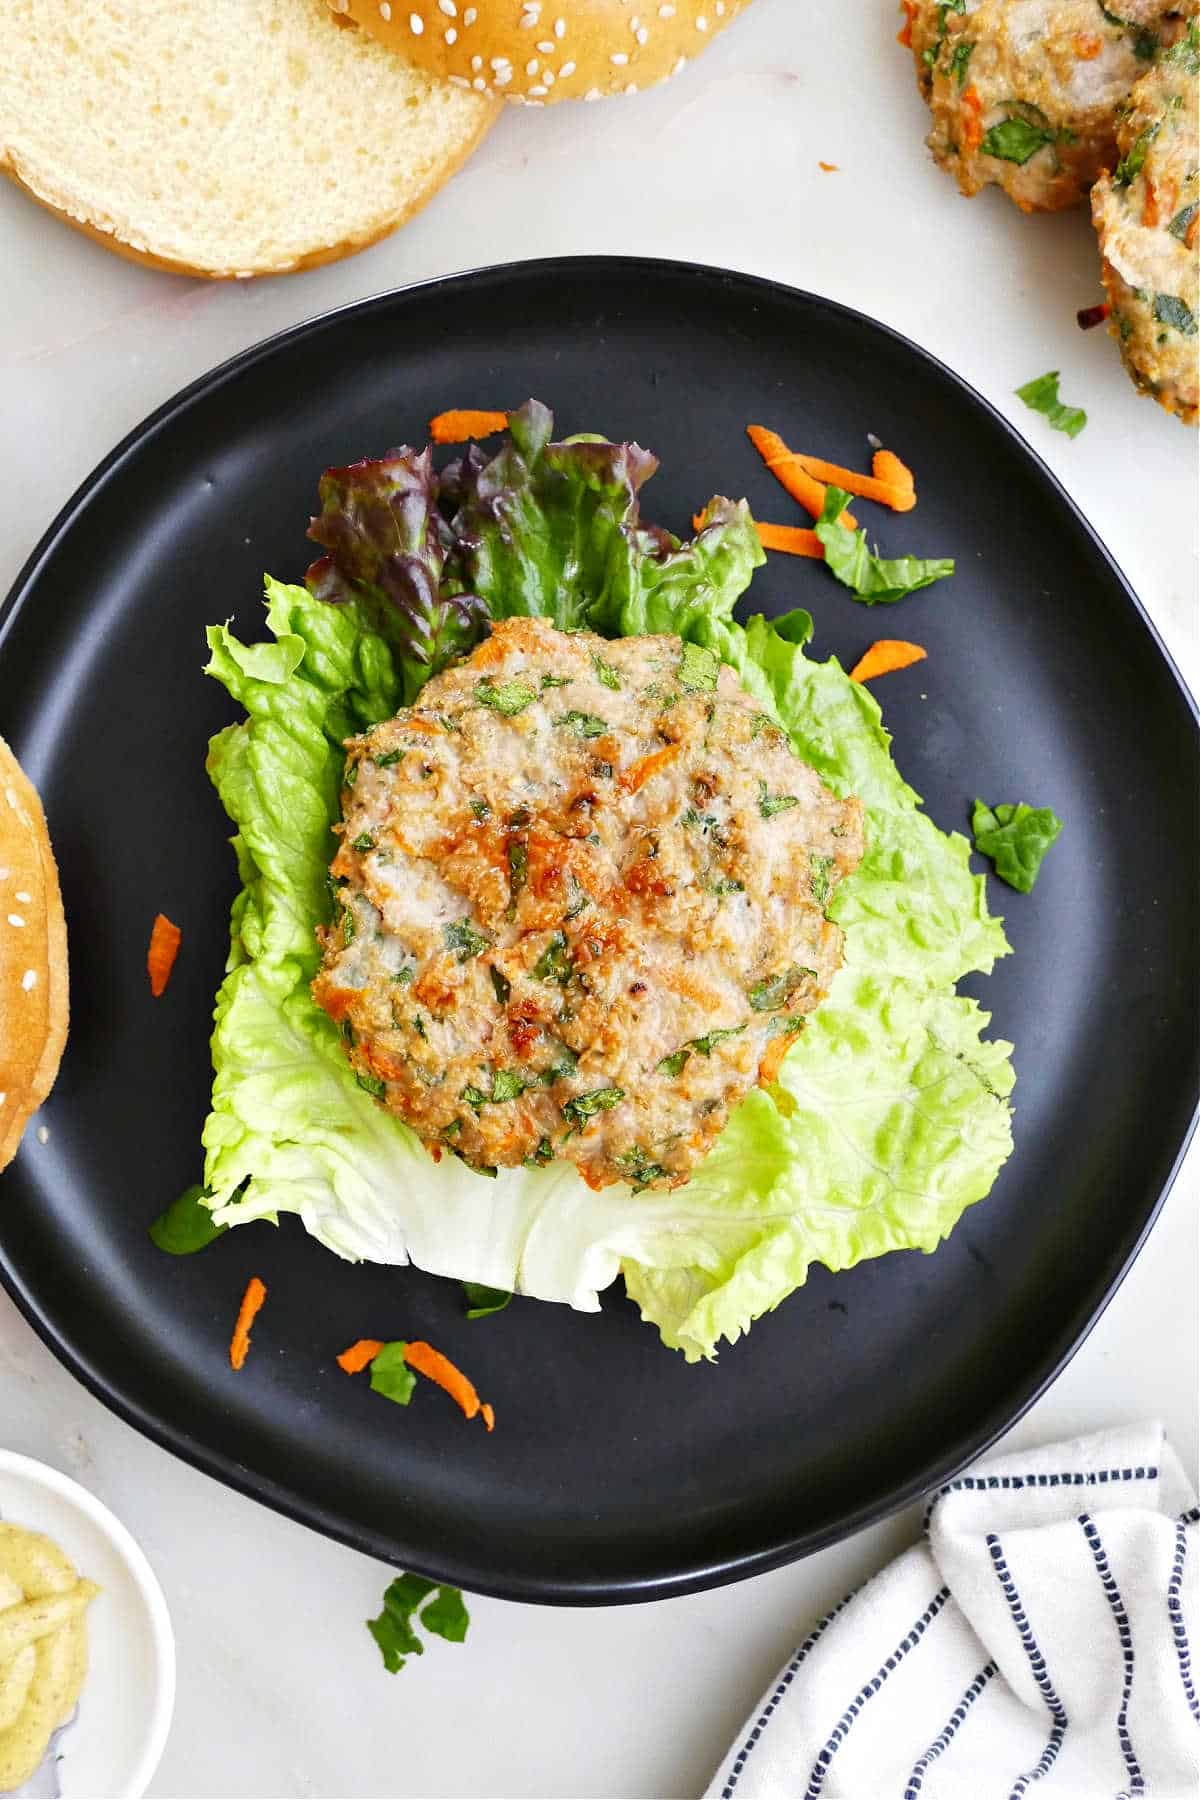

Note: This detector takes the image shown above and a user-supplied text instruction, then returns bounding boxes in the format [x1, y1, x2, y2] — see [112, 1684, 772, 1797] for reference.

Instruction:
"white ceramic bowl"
[0, 1451, 175, 1799]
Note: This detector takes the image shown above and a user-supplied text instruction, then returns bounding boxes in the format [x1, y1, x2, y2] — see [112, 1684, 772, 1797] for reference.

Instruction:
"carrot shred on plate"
[746, 425, 857, 526]
[147, 912, 182, 997]
[622, 743, 682, 793]
[788, 451, 916, 513]
[229, 1277, 267, 1371]
[480, 1403, 496, 1433]
[755, 521, 826, 558]
[849, 640, 928, 684]
[336, 1338, 385, 1374]
[897, 0, 917, 44]
[428, 409, 509, 444]
[871, 448, 916, 499]
[403, 1339, 488, 1424]
[818, 161, 840, 172]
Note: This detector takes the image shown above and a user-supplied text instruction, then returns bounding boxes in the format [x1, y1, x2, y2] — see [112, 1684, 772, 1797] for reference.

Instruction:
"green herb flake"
[540, 1048, 578, 1086]
[556, 710, 608, 739]
[367, 1572, 470, 1675]
[351, 833, 376, 853]
[443, 918, 492, 962]
[1014, 371, 1088, 439]
[972, 799, 1063, 893]
[657, 1049, 691, 1077]
[767, 1013, 808, 1039]
[393, 966, 414, 987]
[342, 909, 356, 945]
[615, 1146, 668, 1189]
[682, 807, 717, 831]
[562, 1086, 626, 1129]
[1166, 202, 1198, 241]
[981, 117, 1058, 165]
[759, 780, 801, 819]
[691, 1024, 747, 1057]
[1153, 293, 1198, 336]
[563, 874, 591, 921]
[523, 1136, 554, 1167]
[948, 38, 973, 84]
[368, 1342, 417, 1408]
[469, 798, 492, 821]
[678, 642, 719, 692]
[815, 487, 955, 605]
[532, 931, 572, 982]
[748, 965, 814, 1012]
[810, 853, 835, 907]
[463, 1282, 512, 1320]
[1165, 18, 1200, 71]
[476, 676, 539, 716]
[412, 1014, 428, 1040]
[1115, 120, 1160, 185]
[343, 759, 359, 788]
[374, 748, 403, 768]
[356, 1070, 387, 1099]
[148, 1183, 227, 1255]
[507, 840, 529, 916]
[462, 1083, 491, 1111]
[490, 965, 511, 1006]
[702, 876, 744, 898]
[490, 1069, 527, 1104]
[592, 656, 622, 691]
[541, 673, 571, 689]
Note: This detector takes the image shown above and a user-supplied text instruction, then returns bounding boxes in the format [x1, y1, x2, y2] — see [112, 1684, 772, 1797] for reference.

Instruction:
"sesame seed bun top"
[327, 0, 755, 104]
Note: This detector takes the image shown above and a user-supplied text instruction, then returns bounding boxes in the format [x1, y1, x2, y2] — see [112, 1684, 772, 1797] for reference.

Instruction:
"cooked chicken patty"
[313, 618, 865, 1191]
[909, 0, 1186, 211]
[1091, 27, 1199, 423]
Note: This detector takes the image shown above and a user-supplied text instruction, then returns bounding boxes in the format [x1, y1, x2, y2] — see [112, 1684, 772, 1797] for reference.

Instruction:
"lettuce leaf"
[199, 408, 1013, 1361]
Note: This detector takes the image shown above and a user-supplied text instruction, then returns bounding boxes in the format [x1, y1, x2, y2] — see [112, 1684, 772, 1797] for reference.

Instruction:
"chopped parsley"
[556, 710, 608, 738]
[702, 876, 744, 898]
[351, 833, 375, 853]
[1015, 371, 1087, 439]
[1167, 202, 1198, 242]
[443, 918, 492, 962]
[657, 1024, 746, 1078]
[490, 1069, 527, 1104]
[759, 780, 800, 819]
[810, 854, 835, 907]
[615, 1146, 668, 1189]
[532, 931, 572, 982]
[748, 966, 814, 1012]
[972, 799, 1063, 892]
[344, 758, 359, 787]
[462, 1084, 491, 1111]
[540, 673, 572, 688]
[562, 1086, 625, 1130]
[948, 38, 973, 84]
[1153, 293, 1197, 336]
[507, 840, 528, 918]
[476, 676, 539, 715]
[981, 117, 1058, 164]
[592, 656, 622, 691]
[469, 797, 491, 821]
[677, 642, 719, 692]
[490, 966, 511, 1005]
[374, 748, 403, 768]
[342, 909, 356, 945]
[367, 1573, 469, 1676]
[356, 1070, 387, 1099]
[523, 1137, 554, 1168]
[1114, 120, 1160, 185]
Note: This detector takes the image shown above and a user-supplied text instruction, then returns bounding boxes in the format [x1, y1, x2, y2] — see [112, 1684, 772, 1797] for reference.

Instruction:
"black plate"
[1, 259, 1196, 1603]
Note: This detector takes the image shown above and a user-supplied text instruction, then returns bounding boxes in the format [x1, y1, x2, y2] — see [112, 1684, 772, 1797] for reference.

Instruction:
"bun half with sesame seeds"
[0, 0, 497, 279]
[0, 737, 68, 1173]
[329, 0, 756, 104]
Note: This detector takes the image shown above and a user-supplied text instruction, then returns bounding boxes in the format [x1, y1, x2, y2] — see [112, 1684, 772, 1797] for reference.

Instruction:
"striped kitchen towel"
[706, 1423, 1198, 1800]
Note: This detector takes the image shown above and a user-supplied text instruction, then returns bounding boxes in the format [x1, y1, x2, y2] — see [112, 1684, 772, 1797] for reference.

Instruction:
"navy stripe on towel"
[924, 1465, 1159, 1532]
[987, 1533, 1069, 1797]
[720, 1594, 855, 1799]
[1168, 1515, 1199, 1724]
[1080, 1512, 1144, 1793]
[903, 1661, 998, 1798]
[801, 1586, 951, 1800]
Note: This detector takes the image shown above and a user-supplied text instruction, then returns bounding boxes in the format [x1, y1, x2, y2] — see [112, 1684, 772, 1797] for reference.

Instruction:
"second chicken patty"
[313, 618, 865, 1190]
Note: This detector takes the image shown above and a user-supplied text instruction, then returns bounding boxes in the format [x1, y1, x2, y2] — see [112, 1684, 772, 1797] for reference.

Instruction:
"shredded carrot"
[336, 1338, 384, 1374]
[229, 1277, 267, 1371]
[481, 1403, 496, 1433]
[1073, 32, 1102, 58]
[428, 409, 509, 444]
[622, 743, 682, 793]
[871, 448, 916, 500]
[747, 425, 857, 526]
[849, 640, 928, 684]
[897, 0, 916, 45]
[759, 1031, 801, 1084]
[787, 452, 916, 513]
[1142, 177, 1161, 229]
[147, 912, 182, 998]
[403, 1339, 487, 1424]
[961, 85, 984, 154]
[818, 161, 840, 172]
[755, 521, 826, 558]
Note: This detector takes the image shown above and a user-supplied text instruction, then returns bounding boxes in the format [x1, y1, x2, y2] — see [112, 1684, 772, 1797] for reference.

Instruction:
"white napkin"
[706, 1424, 1199, 1800]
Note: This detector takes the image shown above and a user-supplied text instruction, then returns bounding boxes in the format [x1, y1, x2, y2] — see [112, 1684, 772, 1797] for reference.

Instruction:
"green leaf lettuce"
[199, 406, 1013, 1362]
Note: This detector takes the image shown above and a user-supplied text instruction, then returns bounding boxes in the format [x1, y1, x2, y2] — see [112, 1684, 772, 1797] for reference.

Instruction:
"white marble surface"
[0, 2, 1196, 1796]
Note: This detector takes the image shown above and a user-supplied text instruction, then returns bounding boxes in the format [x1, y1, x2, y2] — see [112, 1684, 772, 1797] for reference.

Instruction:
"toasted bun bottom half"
[0, 739, 68, 1172]
[0, 0, 497, 279]
[331, 0, 756, 105]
